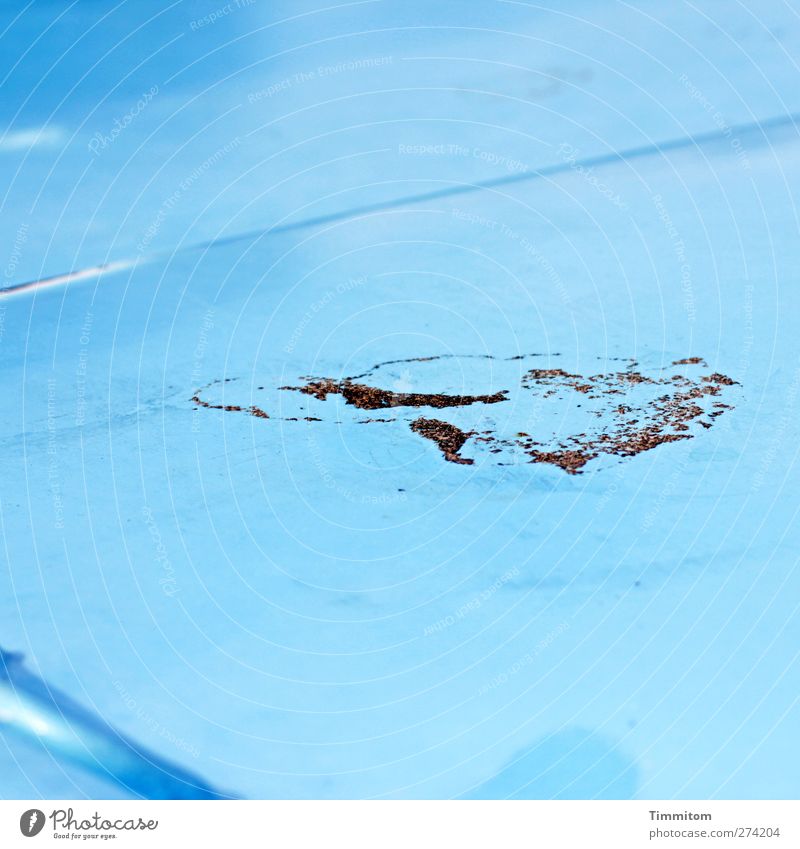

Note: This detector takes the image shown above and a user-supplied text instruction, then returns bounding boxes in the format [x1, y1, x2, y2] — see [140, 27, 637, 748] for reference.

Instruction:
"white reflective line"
[0, 258, 140, 298]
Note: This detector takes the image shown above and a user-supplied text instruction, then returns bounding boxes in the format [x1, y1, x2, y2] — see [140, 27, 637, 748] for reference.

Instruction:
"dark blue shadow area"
[0, 649, 231, 800]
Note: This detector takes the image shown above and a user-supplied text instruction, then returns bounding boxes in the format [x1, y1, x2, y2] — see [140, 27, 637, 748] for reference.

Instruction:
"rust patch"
[516, 369, 736, 473]
[528, 449, 596, 474]
[525, 368, 581, 380]
[192, 355, 737, 475]
[410, 417, 474, 464]
[280, 378, 508, 410]
[672, 357, 706, 366]
[191, 391, 269, 420]
[191, 394, 247, 414]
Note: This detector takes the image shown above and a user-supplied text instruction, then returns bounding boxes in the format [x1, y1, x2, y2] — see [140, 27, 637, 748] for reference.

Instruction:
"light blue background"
[0, 0, 798, 799]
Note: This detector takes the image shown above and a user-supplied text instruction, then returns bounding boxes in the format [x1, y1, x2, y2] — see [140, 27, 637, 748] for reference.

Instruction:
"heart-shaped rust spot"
[191, 355, 737, 474]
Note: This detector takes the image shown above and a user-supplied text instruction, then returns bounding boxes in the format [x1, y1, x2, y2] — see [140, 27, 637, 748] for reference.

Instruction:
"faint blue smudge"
[465, 728, 638, 800]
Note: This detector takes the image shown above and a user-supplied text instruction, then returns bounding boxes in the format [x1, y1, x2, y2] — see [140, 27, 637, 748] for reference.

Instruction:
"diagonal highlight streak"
[2, 110, 797, 298]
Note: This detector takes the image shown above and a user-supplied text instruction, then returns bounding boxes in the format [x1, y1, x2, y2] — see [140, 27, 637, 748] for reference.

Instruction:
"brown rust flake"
[524, 368, 581, 381]
[410, 417, 474, 464]
[528, 449, 596, 474]
[191, 393, 269, 419]
[703, 373, 737, 386]
[280, 378, 508, 410]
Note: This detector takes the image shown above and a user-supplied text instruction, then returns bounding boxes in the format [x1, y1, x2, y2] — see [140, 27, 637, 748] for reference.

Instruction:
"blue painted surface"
[0, 1, 798, 799]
